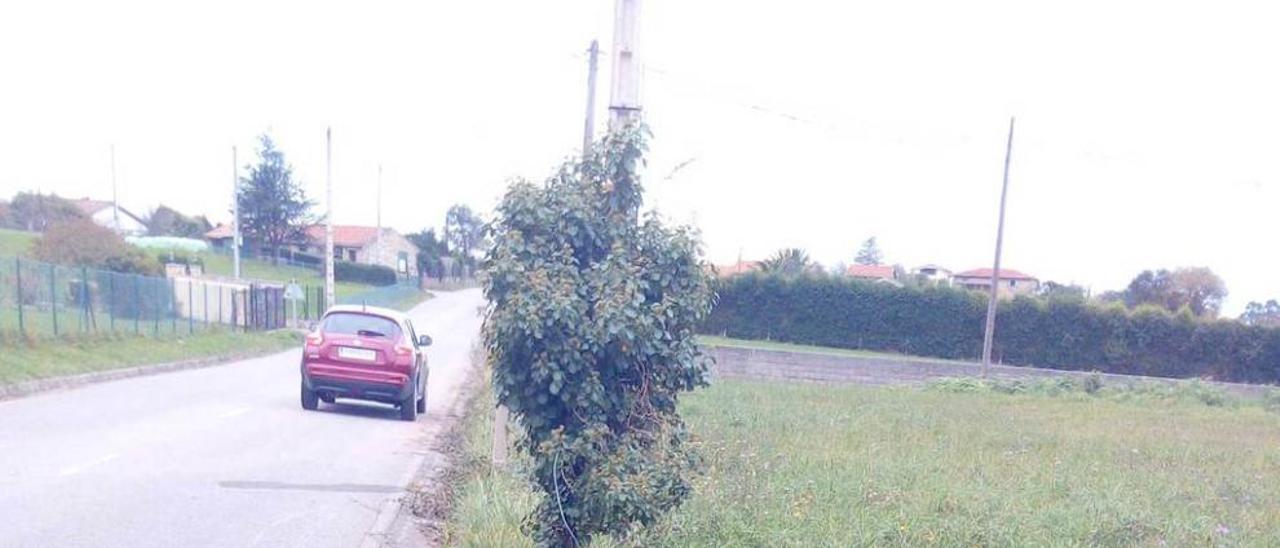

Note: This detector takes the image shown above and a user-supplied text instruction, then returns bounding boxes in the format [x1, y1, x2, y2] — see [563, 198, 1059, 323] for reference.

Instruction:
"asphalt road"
[0, 288, 485, 548]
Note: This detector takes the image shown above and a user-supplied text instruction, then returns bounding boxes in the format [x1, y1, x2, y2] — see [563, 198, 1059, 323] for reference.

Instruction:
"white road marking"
[58, 453, 119, 477]
[217, 407, 252, 419]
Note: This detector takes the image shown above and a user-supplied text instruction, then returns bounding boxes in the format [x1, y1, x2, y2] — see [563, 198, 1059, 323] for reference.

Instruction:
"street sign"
[284, 282, 304, 301]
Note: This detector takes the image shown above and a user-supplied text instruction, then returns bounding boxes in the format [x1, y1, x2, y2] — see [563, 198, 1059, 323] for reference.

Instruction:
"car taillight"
[305, 332, 324, 347]
[394, 340, 414, 357]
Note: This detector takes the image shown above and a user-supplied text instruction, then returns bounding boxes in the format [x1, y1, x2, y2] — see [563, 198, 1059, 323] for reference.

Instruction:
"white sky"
[2, 1, 1277, 314]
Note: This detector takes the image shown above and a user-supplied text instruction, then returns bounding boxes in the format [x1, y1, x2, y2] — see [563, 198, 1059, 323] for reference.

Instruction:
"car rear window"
[322, 313, 401, 338]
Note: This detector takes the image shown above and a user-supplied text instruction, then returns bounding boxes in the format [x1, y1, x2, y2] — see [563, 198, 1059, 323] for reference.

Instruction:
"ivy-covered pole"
[483, 125, 715, 546]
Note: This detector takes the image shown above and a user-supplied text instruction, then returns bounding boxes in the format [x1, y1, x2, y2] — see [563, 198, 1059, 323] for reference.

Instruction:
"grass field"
[0, 329, 299, 385]
[0, 229, 37, 257]
[197, 252, 374, 300]
[445, 376, 1280, 547]
[698, 334, 965, 363]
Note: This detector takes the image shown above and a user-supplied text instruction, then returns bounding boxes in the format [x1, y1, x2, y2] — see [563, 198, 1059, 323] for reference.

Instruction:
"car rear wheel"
[301, 382, 319, 411]
[399, 384, 418, 421]
[415, 373, 427, 414]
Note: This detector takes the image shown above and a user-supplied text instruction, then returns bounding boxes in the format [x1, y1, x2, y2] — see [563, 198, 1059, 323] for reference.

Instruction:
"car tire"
[399, 384, 418, 422]
[415, 381, 426, 414]
[301, 382, 319, 411]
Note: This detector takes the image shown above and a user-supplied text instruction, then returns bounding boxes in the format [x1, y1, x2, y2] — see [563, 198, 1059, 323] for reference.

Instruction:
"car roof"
[323, 304, 411, 324]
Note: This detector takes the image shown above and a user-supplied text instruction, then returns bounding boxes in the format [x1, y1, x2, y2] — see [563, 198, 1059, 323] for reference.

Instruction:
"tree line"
[748, 239, 1275, 325]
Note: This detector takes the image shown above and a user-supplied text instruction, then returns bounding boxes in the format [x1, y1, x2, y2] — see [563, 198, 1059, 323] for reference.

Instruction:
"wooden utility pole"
[583, 39, 600, 155]
[232, 146, 241, 280]
[608, 0, 642, 127]
[981, 117, 1017, 377]
[324, 128, 335, 310]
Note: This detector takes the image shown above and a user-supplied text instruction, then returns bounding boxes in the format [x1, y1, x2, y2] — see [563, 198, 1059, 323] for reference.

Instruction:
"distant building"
[301, 225, 418, 277]
[72, 198, 148, 236]
[204, 224, 235, 249]
[204, 223, 420, 277]
[912, 264, 953, 285]
[846, 264, 898, 284]
[714, 260, 761, 278]
[952, 268, 1040, 297]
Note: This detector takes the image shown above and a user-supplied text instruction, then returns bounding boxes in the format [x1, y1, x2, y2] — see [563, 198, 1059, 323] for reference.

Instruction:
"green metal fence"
[0, 255, 321, 340]
[337, 280, 423, 311]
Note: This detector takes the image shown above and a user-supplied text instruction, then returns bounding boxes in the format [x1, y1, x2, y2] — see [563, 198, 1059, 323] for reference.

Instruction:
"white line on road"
[58, 453, 119, 477]
[217, 407, 252, 419]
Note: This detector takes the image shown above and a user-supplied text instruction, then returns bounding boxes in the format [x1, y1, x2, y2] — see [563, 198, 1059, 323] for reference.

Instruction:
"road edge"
[0, 341, 301, 402]
[362, 344, 484, 548]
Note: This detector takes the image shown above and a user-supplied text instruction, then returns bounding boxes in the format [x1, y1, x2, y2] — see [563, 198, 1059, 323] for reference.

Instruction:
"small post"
[492, 405, 509, 466]
[203, 282, 209, 328]
[153, 280, 160, 336]
[188, 280, 194, 334]
[49, 264, 58, 337]
[133, 275, 140, 334]
[219, 285, 224, 326]
[107, 273, 115, 332]
[15, 257, 24, 336]
[170, 278, 177, 333]
[80, 266, 90, 333]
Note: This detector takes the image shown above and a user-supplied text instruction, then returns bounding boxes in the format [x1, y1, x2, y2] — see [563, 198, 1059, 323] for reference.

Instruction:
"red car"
[300, 305, 432, 421]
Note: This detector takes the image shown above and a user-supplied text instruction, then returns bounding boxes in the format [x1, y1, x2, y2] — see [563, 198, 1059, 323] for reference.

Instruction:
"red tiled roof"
[714, 260, 760, 277]
[205, 224, 233, 239]
[953, 268, 1037, 281]
[304, 225, 381, 248]
[847, 264, 895, 280]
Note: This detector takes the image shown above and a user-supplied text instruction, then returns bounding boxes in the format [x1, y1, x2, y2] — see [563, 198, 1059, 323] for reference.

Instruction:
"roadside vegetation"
[707, 271, 1280, 383]
[0, 329, 298, 385]
[446, 376, 1280, 546]
[699, 334, 960, 364]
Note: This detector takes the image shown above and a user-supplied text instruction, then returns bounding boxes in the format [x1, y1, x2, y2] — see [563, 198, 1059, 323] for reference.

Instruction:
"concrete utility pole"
[324, 128, 335, 310]
[375, 163, 384, 265]
[583, 39, 600, 154]
[110, 145, 119, 229]
[608, 0, 642, 127]
[981, 117, 1017, 378]
[232, 146, 241, 280]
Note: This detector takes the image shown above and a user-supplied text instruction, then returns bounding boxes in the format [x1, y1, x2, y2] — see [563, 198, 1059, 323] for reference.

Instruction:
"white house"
[912, 264, 953, 285]
[72, 198, 148, 236]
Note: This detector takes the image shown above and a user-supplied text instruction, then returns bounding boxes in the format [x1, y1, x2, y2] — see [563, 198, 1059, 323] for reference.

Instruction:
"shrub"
[706, 272, 1280, 383]
[33, 218, 160, 275]
[483, 125, 714, 546]
[334, 261, 396, 286]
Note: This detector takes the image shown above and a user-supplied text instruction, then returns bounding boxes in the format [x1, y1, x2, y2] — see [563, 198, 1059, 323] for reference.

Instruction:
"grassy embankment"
[0, 329, 299, 385]
[445, 373, 1280, 546]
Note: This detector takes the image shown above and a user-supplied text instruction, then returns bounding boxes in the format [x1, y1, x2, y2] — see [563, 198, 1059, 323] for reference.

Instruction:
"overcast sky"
[2, 1, 1277, 314]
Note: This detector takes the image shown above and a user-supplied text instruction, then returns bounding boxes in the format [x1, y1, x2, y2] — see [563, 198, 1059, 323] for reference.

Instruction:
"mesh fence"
[0, 256, 322, 340]
[337, 280, 423, 310]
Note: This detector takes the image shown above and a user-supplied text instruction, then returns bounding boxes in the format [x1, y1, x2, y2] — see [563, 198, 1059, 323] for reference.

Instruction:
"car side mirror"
[417, 335, 433, 347]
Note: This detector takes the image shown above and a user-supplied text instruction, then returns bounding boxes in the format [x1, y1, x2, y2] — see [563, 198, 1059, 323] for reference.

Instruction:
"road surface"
[0, 289, 484, 548]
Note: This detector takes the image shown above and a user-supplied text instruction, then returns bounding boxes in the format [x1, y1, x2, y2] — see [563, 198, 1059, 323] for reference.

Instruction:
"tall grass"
[447, 378, 1280, 546]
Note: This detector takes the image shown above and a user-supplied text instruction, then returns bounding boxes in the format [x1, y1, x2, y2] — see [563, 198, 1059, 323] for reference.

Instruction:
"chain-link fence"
[0, 256, 323, 340]
[337, 280, 424, 310]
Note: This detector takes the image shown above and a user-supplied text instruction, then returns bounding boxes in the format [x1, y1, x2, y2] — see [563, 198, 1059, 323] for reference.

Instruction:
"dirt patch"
[403, 345, 487, 546]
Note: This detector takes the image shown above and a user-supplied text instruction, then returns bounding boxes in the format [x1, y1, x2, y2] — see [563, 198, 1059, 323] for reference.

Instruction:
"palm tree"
[757, 248, 815, 276]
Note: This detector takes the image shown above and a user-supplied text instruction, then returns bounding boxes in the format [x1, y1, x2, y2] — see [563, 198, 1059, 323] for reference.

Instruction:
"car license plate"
[338, 346, 377, 362]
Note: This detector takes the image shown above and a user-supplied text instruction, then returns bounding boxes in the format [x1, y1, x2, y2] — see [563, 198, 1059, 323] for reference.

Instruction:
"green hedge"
[334, 261, 397, 286]
[702, 273, 1280, 383]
